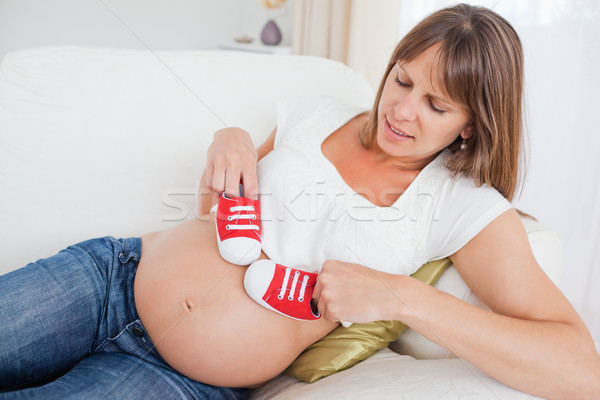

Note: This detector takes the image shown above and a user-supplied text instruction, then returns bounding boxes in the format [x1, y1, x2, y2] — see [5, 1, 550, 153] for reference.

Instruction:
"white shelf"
[218, 41, 292, 55]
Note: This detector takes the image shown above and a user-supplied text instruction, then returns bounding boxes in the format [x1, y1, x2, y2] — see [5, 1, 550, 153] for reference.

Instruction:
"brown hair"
[360, 4, 524, 201]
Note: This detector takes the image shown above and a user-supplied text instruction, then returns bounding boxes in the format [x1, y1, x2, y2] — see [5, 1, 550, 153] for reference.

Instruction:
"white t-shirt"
[257, 96, 512, 275]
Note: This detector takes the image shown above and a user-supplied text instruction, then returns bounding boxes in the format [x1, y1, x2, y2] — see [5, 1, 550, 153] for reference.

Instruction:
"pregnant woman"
[2, 4, 599, 400]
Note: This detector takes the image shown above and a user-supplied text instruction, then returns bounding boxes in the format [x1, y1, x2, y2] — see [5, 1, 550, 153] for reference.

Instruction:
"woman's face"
[376, 43, 473, 168]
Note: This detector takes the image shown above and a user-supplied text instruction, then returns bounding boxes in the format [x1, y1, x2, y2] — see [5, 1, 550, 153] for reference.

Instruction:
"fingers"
[207, 162, 225, 195]
[315, 292, 339, 324]
[224, 167, 242, 198]
[204, 163, 214, 191]
[242, 166, 259, 200]
[210, 165, 257, 199]
[313, 261, 369, 323]
[313, 260, 338, 304]
[204, 128, 259, 199]
[313, 263, 336, 321]
[312, 278, 322, 304]
[209, 167, 241, 198]
[206, 153, 242, 197]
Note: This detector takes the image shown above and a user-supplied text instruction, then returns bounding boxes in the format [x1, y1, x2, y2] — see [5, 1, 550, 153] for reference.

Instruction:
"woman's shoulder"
[425, 157, 513, 260]
[442, 167, 506, 201]
[421, 150, 506, 197]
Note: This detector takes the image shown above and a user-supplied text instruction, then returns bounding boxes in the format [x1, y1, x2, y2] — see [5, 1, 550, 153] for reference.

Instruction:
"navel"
[184, 297, 195, 312]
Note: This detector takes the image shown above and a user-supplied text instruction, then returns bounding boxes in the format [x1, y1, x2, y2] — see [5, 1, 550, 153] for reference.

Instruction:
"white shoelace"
[225, 205, 260, 231]
[277, 267, 310, 302]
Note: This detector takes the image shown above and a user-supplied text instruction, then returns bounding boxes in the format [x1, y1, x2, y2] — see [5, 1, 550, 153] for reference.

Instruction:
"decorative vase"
[260, 19, 282, 46]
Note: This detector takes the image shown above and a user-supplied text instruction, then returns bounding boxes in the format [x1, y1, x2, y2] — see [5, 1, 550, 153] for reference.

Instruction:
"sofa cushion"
[250, 348, 543, 399]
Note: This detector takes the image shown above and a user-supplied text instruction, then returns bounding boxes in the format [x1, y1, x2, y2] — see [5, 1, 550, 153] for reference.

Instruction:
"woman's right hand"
[204, 127, 259, 201]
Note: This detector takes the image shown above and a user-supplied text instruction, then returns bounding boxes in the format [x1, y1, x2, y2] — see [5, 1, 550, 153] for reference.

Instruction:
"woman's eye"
[394, 77, 410, 88]
[394, 75, 446, 115]
[429, 100, 446, 115]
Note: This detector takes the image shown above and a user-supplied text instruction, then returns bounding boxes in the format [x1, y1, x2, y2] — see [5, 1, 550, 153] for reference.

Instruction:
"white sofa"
[0, 47, 560, 399]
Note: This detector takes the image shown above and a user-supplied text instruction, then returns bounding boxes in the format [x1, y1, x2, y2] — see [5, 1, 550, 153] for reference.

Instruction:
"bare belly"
[134, 214, 338, 387]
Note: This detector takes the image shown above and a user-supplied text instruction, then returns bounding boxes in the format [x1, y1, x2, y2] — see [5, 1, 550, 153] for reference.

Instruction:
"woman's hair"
[360, 3, 524, 201]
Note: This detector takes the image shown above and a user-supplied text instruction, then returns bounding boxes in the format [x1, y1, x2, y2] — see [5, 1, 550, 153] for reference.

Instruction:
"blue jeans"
[0, 237, 248, 400]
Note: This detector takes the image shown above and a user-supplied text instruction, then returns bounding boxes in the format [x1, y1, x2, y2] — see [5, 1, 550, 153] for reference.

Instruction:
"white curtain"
[292, 0, 352, 62]
[292, 0, 400, 86]
[345, 0, 402, 89]
[505, 0, 600, 346]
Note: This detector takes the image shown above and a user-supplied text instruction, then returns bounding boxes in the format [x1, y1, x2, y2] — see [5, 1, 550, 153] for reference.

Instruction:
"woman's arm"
[315, 209, 600, 399]
[198, 126, 276, 216]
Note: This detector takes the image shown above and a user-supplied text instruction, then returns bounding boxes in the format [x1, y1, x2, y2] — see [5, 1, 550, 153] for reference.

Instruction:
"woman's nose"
[394, 95, 417, 122]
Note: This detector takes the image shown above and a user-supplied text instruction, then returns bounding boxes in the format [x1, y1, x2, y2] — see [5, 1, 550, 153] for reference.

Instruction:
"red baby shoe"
[215, 193, 261, 265]
[244, 260, 321, 321]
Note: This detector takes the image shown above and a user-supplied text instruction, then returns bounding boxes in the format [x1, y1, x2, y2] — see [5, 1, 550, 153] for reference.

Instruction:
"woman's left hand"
[313, 260, 403, 324]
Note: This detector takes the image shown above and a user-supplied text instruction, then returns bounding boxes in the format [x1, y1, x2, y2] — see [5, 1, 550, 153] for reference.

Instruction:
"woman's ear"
[461, 124, 474, 140]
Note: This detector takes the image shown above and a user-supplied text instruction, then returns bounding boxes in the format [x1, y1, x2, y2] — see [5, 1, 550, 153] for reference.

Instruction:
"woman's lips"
[385, 120, 413, 140]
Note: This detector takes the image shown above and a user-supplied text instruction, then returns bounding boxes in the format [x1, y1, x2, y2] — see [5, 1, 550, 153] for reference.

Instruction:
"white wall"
[0, 0, 295, 61]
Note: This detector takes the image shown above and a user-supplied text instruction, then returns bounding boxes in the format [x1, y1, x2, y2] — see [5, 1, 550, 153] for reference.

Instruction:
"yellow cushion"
[283, 258, 452, 383]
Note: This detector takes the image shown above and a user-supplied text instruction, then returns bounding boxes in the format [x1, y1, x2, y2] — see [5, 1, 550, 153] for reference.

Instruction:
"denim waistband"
[115, 237, 142, 323]
[117, 237, 142, 264]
